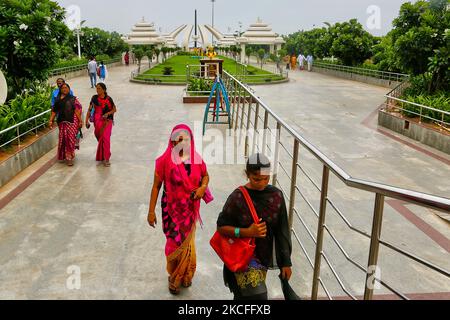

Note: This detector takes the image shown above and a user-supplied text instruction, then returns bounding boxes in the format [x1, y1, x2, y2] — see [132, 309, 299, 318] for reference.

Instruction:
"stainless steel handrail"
[222, 70, 450, 300]
[383, 95, 450, 129]
[0, 110, 51, 149]
[313, 62, 409, 82]
[50, 58, 122, 77]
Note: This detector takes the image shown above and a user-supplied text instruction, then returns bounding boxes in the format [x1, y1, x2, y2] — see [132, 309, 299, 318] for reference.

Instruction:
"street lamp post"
[76, 26, 82, 59]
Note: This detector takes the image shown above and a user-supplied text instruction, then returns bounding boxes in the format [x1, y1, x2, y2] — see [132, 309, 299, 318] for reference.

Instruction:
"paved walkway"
[0, 64, 448, 299]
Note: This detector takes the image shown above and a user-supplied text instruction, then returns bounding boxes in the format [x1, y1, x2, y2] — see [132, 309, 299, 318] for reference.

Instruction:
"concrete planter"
[378, 110, 450, 154]
[0, 129, 58, 187]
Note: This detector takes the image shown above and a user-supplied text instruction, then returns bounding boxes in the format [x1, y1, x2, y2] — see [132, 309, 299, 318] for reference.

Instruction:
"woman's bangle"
[234, 228, 241, 238]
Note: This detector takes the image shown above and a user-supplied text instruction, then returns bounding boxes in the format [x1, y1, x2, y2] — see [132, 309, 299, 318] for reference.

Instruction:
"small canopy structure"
[237, 18, 285, 63]
[125, 18, 164, 46]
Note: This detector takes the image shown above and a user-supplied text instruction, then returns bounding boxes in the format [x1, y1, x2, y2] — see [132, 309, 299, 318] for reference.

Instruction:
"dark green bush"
[163, 67, 175, 75]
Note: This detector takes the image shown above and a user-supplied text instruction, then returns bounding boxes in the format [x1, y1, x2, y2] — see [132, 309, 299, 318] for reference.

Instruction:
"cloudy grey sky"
[56, 0, 414, 37]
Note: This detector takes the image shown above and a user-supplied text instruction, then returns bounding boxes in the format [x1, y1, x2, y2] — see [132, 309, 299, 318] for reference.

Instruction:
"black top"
[90, 95, 115, 121]
[53, 95, 76, 124]
[217, 185, 292, 269]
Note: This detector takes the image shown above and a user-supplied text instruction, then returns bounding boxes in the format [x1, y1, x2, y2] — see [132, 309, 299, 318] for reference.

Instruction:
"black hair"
[56, 78, 65, 83]
[100, 61, 104, 65]
[96, 82, 107, 96]
[246, 153, 271, 176]
[60, 82, 71, 91]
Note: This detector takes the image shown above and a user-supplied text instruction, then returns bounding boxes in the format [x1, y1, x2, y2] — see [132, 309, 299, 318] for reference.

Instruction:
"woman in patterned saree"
[85, 83, 116, 167]
[216, 153, 293, 300]
[147, 124, 212, 295]
[49, 83, 83, 166]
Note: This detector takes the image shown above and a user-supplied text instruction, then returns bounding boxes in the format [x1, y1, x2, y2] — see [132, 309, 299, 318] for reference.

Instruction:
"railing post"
[271, 122, 281, 186]
[364, 193, 385, 300]
[262, 110, 269, 155]
[252, 102, 260, 155]
[288, 140, 300, 231]
[234, 86, 242, 130]
[239, 91, 246, 146]
[244, 99, 252, 158]
[419, 106, 423, 124]
[16, 126, 21, 148]
[231, 80, 237, 126]
[311, 166, 330, 300]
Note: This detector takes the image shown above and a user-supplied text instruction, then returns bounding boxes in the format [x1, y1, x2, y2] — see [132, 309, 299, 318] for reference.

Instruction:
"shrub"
[163, 67, 175, 76]
[0, 84, 52, 148]
[401, 93, 450, 124]
[187, 78, 213, 92]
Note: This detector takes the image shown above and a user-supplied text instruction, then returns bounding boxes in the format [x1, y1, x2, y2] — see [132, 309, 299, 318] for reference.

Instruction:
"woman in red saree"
[49, 83, 83, 166]
[147, 124, 213, 295]
[85, 83, 117, 167]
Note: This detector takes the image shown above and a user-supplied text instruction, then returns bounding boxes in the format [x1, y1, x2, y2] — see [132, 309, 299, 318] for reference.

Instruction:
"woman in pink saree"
[48, 83, 83, 166]
[85, 83, 117, 167]
[147, 124, 213, 295]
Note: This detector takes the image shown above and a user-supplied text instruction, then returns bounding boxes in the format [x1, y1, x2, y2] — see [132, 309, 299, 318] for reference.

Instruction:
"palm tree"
[154, 48, 161, 63]
[146, 45, 155, 67]
[245, 47, 253, 64]
[132, 46, 146, 73]
[161, 47, 170, 61]
[257, 49, 266, 69]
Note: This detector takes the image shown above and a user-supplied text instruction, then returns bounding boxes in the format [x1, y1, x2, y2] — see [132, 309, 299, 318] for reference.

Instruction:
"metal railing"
[221, 70, 450, 300]
[313, 62, 409, 83]
[50, 57, 122, 77]
[381, 80, 450, 131]
[247, 60, 289, 79]
[0, 110, 51, 150]
[383, 95, 450, 131]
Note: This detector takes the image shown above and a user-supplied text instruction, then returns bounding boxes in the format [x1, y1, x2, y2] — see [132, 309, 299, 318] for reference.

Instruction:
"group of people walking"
[49, 78, 116, 166]
[87, 57, 108, 88]
[49, 67, 293, 301]
[147, 124, 293, 300]
[285, 53, 314, 71]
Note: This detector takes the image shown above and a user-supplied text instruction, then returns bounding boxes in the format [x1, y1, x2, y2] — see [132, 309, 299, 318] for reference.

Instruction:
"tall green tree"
[132, 46, 146, 73]
[257, 49, 265, 69]
[67, 27, 127, 58]
[327, 19, 375, 66]
[245, 47, 253, 64]
[389, 0, 449, 92]
[0, 0, 69, 95]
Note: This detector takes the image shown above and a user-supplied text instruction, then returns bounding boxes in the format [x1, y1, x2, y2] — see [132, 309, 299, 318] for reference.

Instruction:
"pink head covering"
[155, 124, 213, 235]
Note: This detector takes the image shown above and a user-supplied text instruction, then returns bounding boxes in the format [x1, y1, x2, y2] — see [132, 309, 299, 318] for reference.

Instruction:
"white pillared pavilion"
[124, 18, 164, 46]
[237, 18, 285, 63]
[123, 17, 284, 60]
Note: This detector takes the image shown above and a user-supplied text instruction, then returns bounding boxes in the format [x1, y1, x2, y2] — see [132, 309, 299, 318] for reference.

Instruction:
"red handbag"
[210, 186, 260, 272]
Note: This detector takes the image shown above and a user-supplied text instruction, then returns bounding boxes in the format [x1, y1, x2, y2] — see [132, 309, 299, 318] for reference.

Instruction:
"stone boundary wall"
[0, 129, 58, 187]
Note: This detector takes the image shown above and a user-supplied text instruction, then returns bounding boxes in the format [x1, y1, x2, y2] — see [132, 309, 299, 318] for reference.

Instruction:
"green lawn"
[135, 55, 285, 84]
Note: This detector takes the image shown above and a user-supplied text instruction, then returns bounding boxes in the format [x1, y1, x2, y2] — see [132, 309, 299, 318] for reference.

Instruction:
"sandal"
[168, 277, 180, 295]
[182, 280, 192, 288]
[104, 161, 111, 167]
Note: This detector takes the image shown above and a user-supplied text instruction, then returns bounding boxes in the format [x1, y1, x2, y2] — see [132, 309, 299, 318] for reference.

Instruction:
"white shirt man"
[87, 59, 98, 88]
[298, 54, 306, 70]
